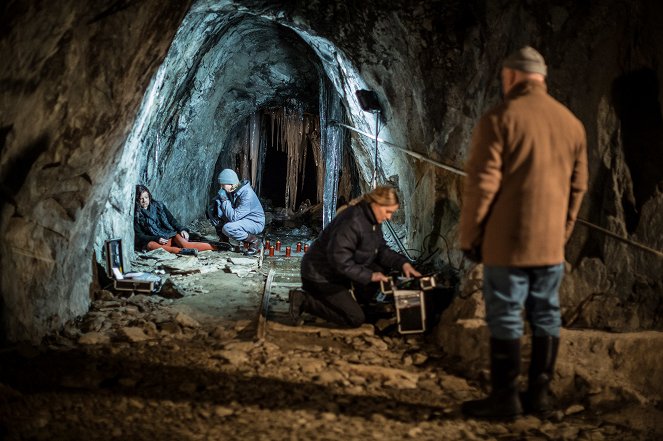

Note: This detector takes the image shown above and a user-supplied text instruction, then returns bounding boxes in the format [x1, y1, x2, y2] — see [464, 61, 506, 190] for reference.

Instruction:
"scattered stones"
[210, 325, 238, 340]
[158, 279, 184, 299]
[3, 223, 656, 441]
[78, 332, 111, 345]
[174, 313, 200, 328]
[159, 321, 182, 334]
[233, 320, 252, 332]
[316, 369, 345, 385]
[216, 350, 250, 365]
[214, 406, 235, 417]
[296, 357, 328, 374]
[94, 290, 115, 301]
[411, 352, 428, 365]
[120, 327, 151, 342]
[565, 404, 585, 416]
[510, 415, 542, 433]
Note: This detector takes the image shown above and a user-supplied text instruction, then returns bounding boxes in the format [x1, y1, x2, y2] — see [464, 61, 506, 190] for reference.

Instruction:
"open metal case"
[105, 238, 161, 294]
[380, 275, 437, 334]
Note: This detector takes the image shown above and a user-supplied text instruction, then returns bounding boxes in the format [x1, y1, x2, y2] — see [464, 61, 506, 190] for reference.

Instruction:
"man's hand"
[370, 272, 390, 283]
[218, 189, 228, 202]
[158, 238, 168, 245]
[179, 230, 189, 240]
[402, 262, 421, 278]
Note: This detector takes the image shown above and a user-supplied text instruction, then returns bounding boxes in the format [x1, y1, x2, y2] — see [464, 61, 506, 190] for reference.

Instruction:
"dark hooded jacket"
[301, 200, 408, 286]
[134, 200, 186, 250]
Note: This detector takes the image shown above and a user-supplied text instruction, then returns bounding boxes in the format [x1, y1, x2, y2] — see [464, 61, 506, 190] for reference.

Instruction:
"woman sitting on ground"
[134, 185, 217, 255]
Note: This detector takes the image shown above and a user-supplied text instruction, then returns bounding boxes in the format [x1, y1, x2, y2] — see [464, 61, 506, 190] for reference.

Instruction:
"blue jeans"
[483, 264, 564, 340]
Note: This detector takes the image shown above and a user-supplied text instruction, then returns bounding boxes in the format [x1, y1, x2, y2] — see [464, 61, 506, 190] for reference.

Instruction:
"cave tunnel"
[211, 107, 327, 213]
[108, 4, 383, 250]
[2, 1, 663, 438]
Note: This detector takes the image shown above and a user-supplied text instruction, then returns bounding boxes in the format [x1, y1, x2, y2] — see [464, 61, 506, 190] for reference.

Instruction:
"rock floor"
[1, 227, 661, 440]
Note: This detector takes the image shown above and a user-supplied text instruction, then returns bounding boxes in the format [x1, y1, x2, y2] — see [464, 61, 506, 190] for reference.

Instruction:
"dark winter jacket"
[134, 200, 186, 249]
[301, 200, 409, 286]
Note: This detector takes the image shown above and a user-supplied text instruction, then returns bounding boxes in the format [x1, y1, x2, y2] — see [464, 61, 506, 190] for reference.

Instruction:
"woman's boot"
[178, 248, 198, 256]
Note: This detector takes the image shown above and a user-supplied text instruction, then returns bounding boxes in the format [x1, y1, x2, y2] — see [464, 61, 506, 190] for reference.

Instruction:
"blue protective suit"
[215, 180, 265, 241]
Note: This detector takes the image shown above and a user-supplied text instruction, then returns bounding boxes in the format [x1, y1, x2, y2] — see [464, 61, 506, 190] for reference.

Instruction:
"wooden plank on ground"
[269, 321, 374, 337]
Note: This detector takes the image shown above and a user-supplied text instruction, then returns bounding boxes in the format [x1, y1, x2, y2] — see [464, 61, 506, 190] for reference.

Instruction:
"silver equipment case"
[381, 275, 436, 334]
[105, 238, 162, 294]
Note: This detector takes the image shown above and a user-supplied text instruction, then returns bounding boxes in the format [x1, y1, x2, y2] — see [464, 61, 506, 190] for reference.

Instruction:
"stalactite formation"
[264, 107, 320, 212]
[221, 107, 322, 212]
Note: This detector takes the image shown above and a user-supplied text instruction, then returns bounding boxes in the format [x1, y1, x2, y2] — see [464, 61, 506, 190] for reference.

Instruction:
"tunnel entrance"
[613, 68, 663, 233]
[211, 108, 323, 215]
[260, 134, 288, 208]
[258, 108, 320, 212]
[296, 139, 319, 209]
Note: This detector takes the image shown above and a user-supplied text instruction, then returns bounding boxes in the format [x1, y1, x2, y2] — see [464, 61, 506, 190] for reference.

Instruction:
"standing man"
[459, 46, 588, 419]
[210, 169, 265, 256]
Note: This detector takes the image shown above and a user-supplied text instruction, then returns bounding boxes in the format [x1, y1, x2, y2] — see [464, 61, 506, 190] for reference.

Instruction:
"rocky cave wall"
[1, 0, 663, 342]
[0, 0, 194, 342]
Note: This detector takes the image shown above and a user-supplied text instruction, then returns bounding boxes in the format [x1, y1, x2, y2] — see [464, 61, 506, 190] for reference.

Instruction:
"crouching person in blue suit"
[209, 169, 265, 256]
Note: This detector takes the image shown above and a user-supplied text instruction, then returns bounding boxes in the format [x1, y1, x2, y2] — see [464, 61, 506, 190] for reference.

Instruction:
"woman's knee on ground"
[343, 305, 366, 328]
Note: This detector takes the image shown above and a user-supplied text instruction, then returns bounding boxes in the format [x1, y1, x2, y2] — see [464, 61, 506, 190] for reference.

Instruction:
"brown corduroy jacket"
[459, 80, 588, 266]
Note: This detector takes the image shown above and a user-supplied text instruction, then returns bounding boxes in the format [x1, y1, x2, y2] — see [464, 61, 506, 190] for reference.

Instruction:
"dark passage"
[613, 68, 663, 233]
[260, 131, 288, 207]
[295, 139, 318, 208]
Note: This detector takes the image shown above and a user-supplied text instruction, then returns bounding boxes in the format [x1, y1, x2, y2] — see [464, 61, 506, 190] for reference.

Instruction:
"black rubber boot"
[288, 289, 307, 326]
[243, 234, 260, 256]
[209, 240, 233, 251]
[178, 248, 198, 256]
[522, 335, 559, 415]
[462, 338, 523, 419]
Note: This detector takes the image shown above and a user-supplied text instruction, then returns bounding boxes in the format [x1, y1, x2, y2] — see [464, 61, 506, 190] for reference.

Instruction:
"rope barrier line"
[575, 218, 663, 259]
[333, 120, 663, 259]
[331, 120, 467, 176]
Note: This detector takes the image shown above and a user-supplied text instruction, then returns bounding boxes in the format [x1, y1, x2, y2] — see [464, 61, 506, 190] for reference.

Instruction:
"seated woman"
[290, 185, 421, 327]
[134, 185, 217, 255]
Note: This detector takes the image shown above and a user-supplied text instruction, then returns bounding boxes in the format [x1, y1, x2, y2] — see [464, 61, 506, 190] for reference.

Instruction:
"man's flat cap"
[503, 46, 547, 76]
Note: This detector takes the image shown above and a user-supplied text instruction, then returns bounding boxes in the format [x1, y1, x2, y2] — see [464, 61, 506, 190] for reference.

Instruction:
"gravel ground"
[1, 217, 660, 440]
[1, 288, 658, 440]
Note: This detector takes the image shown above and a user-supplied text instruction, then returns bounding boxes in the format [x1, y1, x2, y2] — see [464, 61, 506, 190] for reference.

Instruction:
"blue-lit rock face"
[2, 0, 663, 341]
[94, 9, 325, 263]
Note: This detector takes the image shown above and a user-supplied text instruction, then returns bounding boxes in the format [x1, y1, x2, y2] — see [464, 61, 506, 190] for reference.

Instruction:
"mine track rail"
[256, 265, 302, 340]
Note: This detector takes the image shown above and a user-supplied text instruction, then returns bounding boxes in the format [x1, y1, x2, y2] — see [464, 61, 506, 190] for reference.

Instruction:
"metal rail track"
[256, 262, 303, 340]
[257, 269, 275, 340]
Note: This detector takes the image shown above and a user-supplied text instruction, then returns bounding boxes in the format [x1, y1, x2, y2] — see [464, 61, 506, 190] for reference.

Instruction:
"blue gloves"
[218, 188, 228, 202]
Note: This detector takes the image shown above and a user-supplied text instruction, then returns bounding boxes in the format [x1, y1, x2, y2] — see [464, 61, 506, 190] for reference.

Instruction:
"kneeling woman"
[292, 186, 421, 327]
[134, 185, 217, 255]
